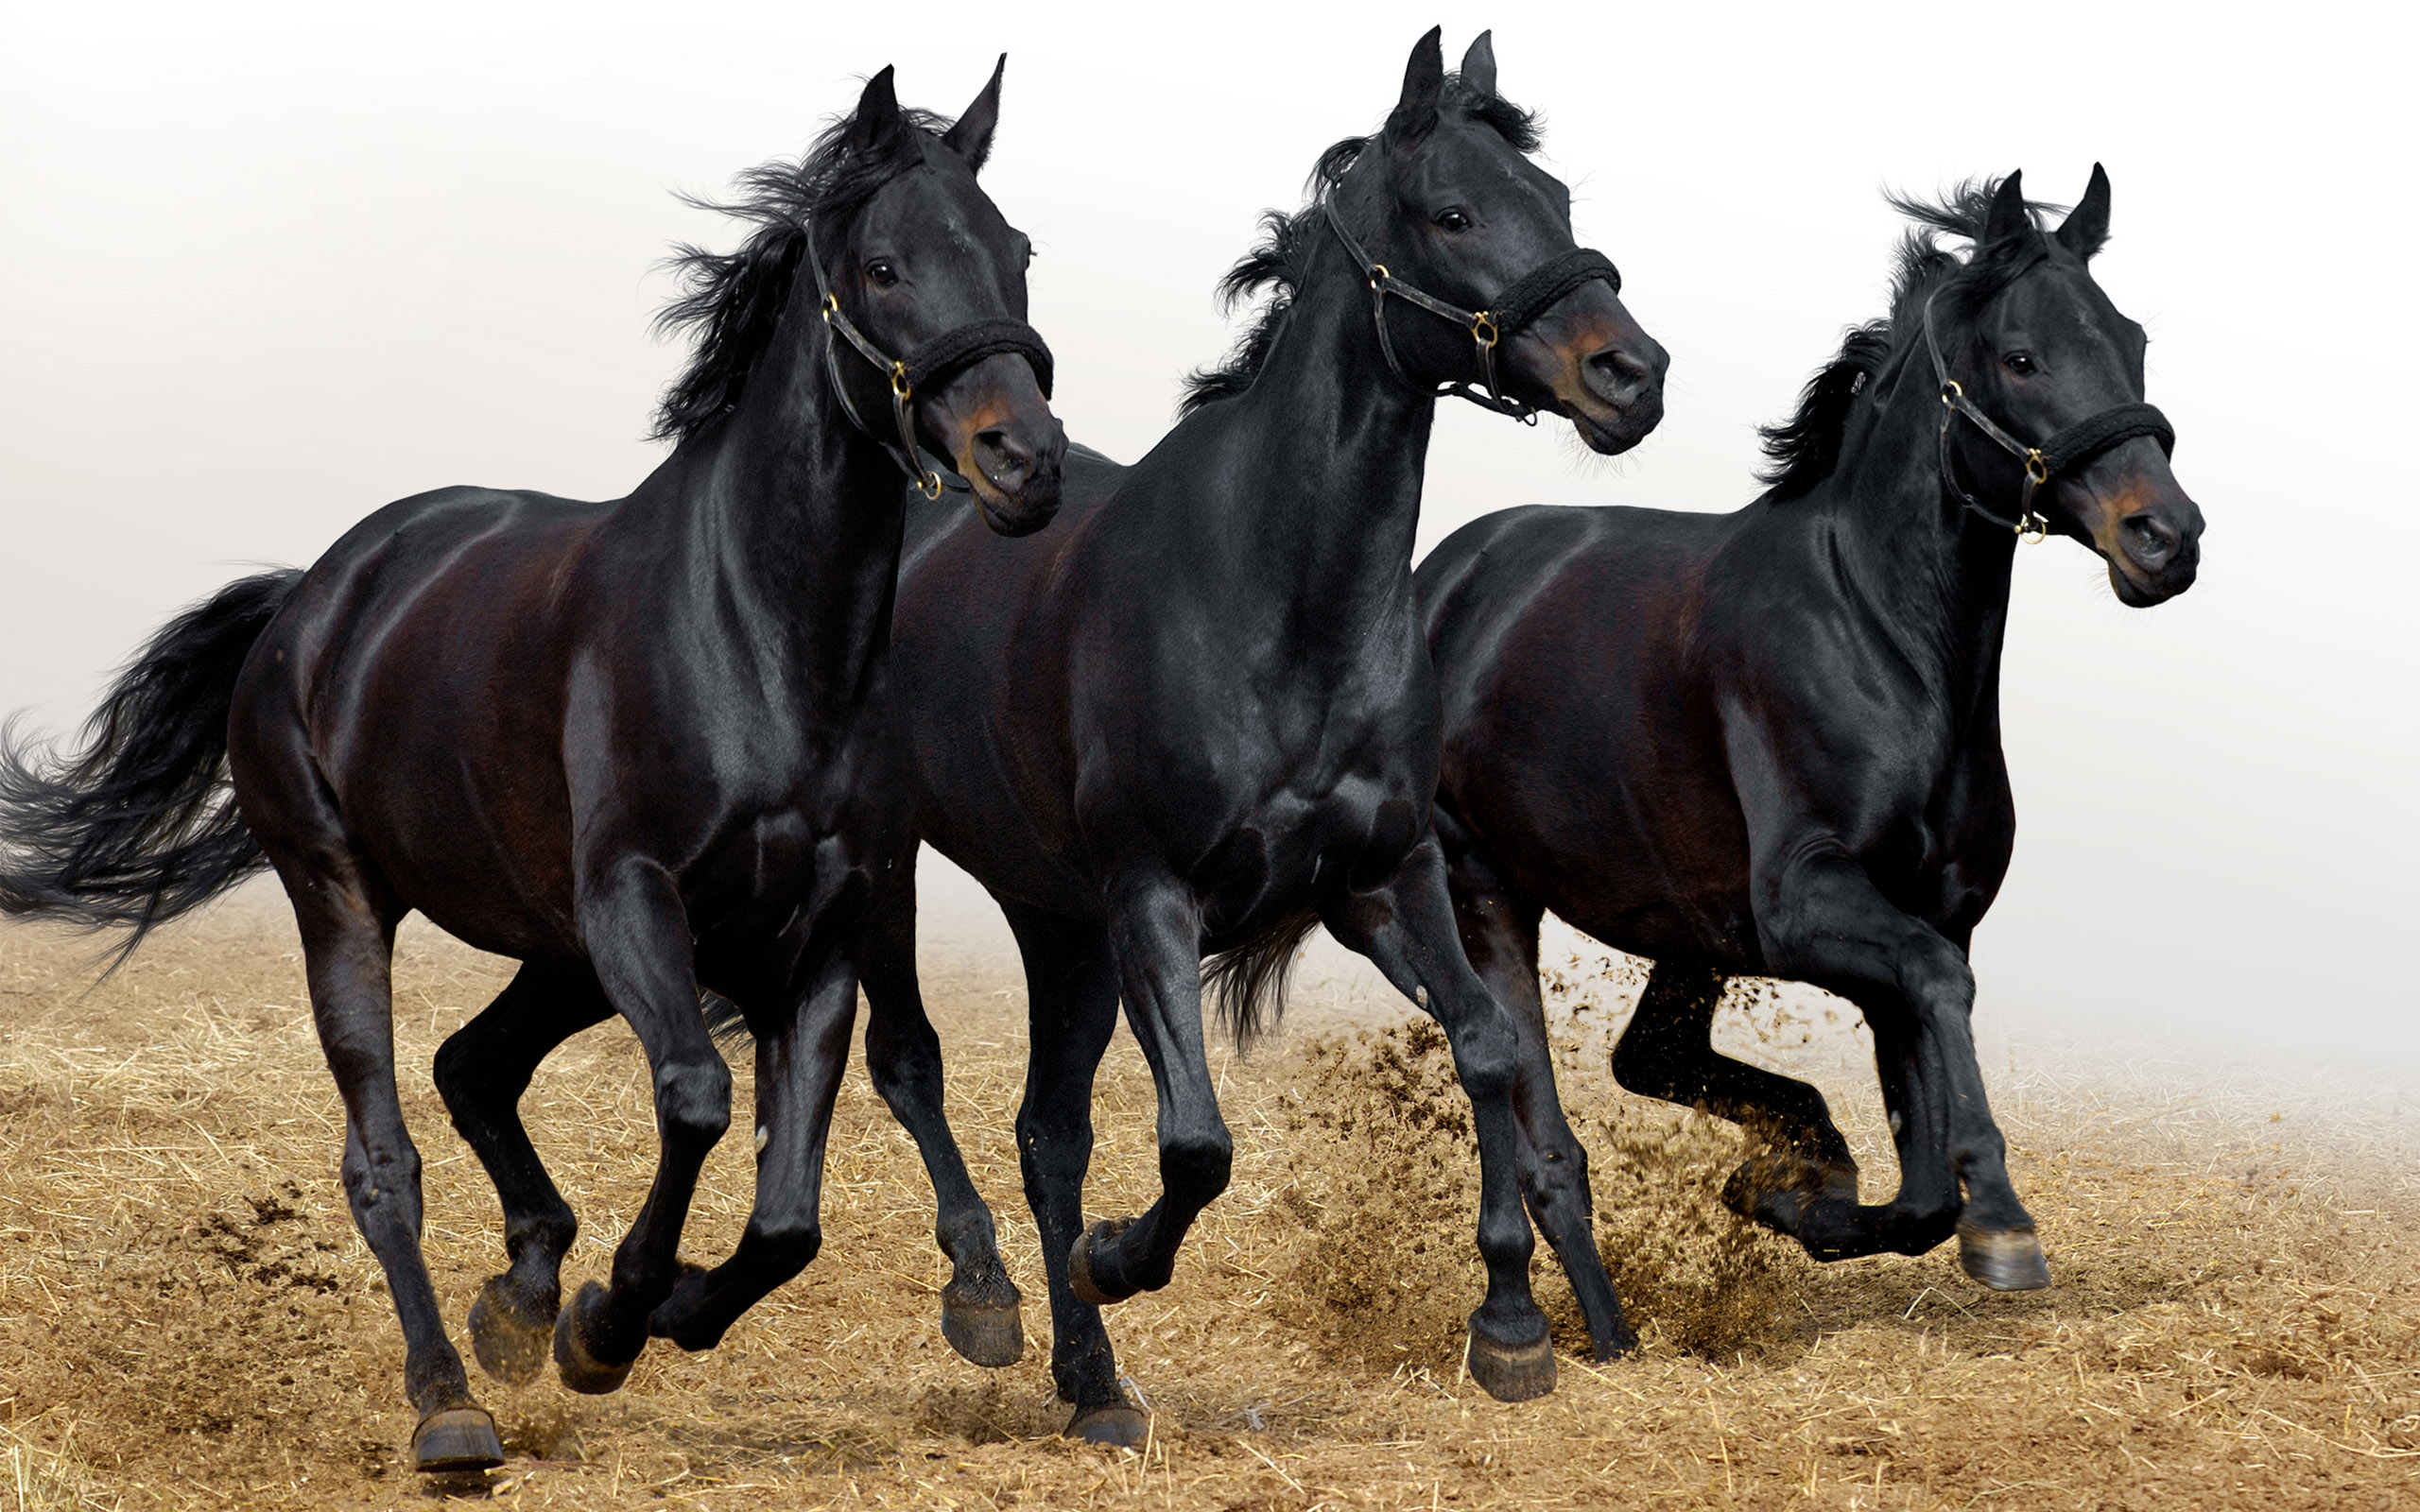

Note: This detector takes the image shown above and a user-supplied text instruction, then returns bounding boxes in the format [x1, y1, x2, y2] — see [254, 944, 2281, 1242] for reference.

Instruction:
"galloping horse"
[0, 63, 1063, 1473]
[840, 31, 1666, 1442]
[1416, 170, 2202, 1291]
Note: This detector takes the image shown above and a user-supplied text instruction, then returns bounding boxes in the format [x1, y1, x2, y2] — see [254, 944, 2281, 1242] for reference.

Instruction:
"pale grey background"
[3, 3, 2411, 1082]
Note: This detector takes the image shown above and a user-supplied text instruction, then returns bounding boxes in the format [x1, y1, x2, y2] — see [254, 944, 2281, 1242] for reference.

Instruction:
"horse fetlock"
[1158, 1133, 1234, 1208]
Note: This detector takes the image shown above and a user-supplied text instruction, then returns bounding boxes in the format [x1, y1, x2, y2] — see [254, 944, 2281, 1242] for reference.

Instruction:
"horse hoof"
[1465, 1315, 1557, 1403]
[941, 1281, 1026, 1367]
[1067, 1217, 1135, 1307]
[409, 1406, 505, 1474]
[553, 1282, 637, 1395]
[1958, 1225, 2051, 1291]
[1065, 1401, 1149, 1449]
[468, 1278, 554, 1385]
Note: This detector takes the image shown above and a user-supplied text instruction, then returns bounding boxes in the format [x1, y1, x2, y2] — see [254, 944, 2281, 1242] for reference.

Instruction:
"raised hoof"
[1065, 1400, 1149, 1449]
[409, 1406, 505, 1474]
[1464, 1316, 1557, 1403]
[1066, 1217, 1135, 1307]
[468, 1278, 555, 1385]
[1723, 1150, 1858, 1224]
[553, 1281, 637, 1395]
[1958, 1225, 2051, 1291]
[940, 1282, 1026, 1367]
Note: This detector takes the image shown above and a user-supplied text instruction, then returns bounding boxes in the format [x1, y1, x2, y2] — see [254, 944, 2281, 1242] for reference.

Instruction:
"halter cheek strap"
[1923, 288, 2173, 541]
[806, 231, 1056, 500]
[1321, 195, 1621, 422]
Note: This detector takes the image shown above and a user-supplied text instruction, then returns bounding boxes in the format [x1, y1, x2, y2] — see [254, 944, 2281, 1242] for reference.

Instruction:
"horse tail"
[1201, 906, 1321, 1050]
[699, 990, 750, 1046]
[0, 568, 304, 965]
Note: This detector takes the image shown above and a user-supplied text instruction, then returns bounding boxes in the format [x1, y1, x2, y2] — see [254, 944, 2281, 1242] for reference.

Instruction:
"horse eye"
[2003, 352, 2036, 375]
[1434, 208, 1473, 233]
[866, 260, 900, 288]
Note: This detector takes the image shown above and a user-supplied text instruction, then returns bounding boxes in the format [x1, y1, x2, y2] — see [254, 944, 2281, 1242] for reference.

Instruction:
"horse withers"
[0, 62, 1063, 1474]
[1417, 168, 2201, 1295]
[830, 30, 1666, 1445]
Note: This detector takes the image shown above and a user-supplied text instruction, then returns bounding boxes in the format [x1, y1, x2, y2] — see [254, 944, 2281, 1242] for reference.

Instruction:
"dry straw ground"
[3, 897, 2415, 1510]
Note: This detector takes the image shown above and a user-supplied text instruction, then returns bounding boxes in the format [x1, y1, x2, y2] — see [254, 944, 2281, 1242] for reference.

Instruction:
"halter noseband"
[1922, 287, 2172, 543]
[805, 225, 1055, 500]
[1321, 194, 1621, 423]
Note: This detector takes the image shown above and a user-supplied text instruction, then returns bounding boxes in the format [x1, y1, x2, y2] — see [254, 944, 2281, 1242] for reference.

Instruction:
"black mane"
[650, 104, 955, 443]
[1179, 77, 1543, 415]
[1756, 176, 2062, 500]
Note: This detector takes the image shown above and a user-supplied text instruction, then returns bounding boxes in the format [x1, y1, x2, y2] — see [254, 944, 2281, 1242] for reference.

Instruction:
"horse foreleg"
[1439, 811, 1634, 1362]
[1324, 833, 1559, 1404]
[551, 857, 733, 1393]
[647, 944, 856, 1350]
[1754, 850, 2047, 1289]
[434, 958, 614, 1385]
[860, 855, 1023, 1367]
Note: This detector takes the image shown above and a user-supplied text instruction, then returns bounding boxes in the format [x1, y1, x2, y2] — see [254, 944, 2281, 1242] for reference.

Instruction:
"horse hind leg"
[1439, 814, 1634, 1361]
[280, 850, 503, 1472]
[433, 958, 614, 1384]
[859, 855, 1023, 1367]
[1610, 959, 1863, 1232]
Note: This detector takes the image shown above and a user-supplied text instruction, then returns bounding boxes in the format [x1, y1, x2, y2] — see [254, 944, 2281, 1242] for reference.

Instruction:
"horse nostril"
[2120, 512, 2178, 569]
[973, 428, 1034, 490]
[1585, 345, 1653, 406]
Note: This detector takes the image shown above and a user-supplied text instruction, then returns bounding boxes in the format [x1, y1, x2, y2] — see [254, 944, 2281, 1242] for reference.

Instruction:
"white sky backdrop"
[2, 3, 2411, 1074]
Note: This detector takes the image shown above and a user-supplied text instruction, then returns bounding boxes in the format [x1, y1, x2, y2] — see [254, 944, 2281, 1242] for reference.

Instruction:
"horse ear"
[1460, 30, 1497, 96]
[2056, 163, 2113, 259]
[942, 55, 1006, 172]
[848, 66, 904, 155]
[1388, 26, 1445, 147]
[1982, 170, 2033, 248]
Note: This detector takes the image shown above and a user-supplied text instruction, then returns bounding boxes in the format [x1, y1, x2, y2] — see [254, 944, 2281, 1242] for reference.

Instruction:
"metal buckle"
[890, 362, 913, 402]
[821, 294, 839, 322]
[2024, 449, 2049, 486]
[1470, 311, 1499, 350]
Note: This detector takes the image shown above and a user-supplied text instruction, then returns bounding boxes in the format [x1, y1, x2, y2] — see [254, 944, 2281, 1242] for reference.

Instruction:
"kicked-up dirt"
[2, 896, 2415, 1509]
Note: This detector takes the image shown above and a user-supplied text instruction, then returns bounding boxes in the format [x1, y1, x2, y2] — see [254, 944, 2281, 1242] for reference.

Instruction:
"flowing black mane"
[1179, 78, 1543, 415]
[1755, 176, 2063, 500]
[650, 104, 956, 443]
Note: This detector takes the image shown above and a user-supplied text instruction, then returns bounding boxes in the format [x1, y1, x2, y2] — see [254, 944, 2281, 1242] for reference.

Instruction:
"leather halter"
[1320, 194, 1621, 422]
[1922, 287, 2172, 542]
[804, 227, 1055, 499]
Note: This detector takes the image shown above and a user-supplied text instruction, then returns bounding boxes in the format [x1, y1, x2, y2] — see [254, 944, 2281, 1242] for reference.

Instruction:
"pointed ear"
[942, 54, 1006, 172]
[848, 66, 903, 155]
[1982, 170, 2034, 248]
[2056, 163, 2112, 259]
[1387, 26, 1445, 148]
[1460, 30, 1497, 96]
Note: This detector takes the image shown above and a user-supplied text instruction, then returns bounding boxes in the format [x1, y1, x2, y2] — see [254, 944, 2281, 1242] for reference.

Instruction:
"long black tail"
[1202, 906, 1321, 1051]
[0, 569, 304, 964]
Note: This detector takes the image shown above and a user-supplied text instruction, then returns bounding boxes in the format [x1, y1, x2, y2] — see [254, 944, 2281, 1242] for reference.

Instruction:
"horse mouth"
[1566, 394, 1661, 456]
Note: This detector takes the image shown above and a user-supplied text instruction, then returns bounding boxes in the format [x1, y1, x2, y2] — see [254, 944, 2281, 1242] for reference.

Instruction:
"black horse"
[836, 31, 1666, 1443]
[1415, 169, 2202, 1293]
[0, 64, 1063, 1473]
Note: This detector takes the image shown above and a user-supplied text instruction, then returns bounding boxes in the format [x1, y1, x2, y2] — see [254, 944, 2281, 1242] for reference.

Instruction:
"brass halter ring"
[1470, 311, 1500, 350]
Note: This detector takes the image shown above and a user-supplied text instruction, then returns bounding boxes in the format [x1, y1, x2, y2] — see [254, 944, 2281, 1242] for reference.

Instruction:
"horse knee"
[1451, 1027, 1518, 1103]
[433, 1027, 517, 1118]
[653, 1060, 733, 1150]
[1158, 1130, 1234, 1210]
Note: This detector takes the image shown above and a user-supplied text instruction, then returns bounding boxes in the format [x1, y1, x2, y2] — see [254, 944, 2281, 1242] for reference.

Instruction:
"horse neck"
[1812, 367, 2019, 725]
[1188, 243, 1438, 634]
[642, 317, 908, 716]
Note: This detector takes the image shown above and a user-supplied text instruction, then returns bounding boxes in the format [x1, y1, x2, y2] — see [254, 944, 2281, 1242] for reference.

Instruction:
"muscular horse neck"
[1178, 231, 1438, 664]
[629, 293, 908, 725]
[1807, 355, 2018, 735]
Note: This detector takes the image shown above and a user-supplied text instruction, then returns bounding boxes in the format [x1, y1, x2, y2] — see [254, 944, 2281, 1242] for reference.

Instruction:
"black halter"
[1922, 287, 2172, 541]
[805, 227, 1055, 499]
[1321, 195, 1621, 422]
